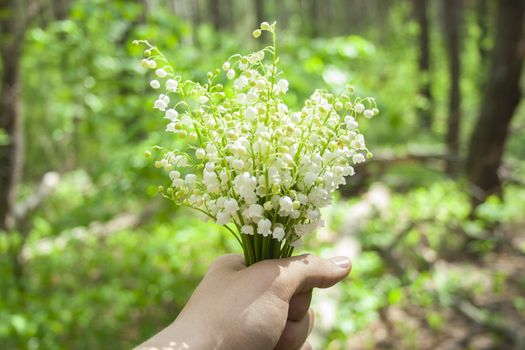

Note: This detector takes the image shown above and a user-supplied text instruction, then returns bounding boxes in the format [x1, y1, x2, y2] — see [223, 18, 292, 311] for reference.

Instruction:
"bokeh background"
[1, 0, 524, 349]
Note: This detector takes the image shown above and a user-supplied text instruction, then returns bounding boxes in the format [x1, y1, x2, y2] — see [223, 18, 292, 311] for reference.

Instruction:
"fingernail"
[330, 256, 351, 269]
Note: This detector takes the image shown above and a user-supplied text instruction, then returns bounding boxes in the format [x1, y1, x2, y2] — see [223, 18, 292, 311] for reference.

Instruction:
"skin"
[135, 253, 352, 350]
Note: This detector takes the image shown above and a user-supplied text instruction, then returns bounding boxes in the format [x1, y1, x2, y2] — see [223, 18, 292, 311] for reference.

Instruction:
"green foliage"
[0, 129, 9, 145]
[319, 182, 525, 348]
[2, 0, 524, 349]
[0, 214, 230, 349]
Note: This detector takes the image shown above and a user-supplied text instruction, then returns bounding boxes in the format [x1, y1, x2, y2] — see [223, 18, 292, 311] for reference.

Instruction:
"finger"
[288, 290, 312, 321]
[275, 309, 314, 350]
[296, 341, 313, 350]
[275, 254, 352, 298]
[207, 254, 245, 273]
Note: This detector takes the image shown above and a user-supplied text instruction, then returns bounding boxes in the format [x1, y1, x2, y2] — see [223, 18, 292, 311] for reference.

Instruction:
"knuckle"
[305, 254, 329, 270]
[271, 275, 293, 299]
[300, 253, 316, 263]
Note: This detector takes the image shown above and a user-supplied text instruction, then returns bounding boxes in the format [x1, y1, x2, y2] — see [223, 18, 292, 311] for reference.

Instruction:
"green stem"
[279, 241, 295, 258]
[288, 246, 295, 258]
[254, 234, 261, 262]
[262, 236, 269, 259]
[246, 234, 256, 265]
[223, 224, 242, 247]
[240, 234, 248, 266]
[271, 238, 281, 259]
[240, 234, 253, 266]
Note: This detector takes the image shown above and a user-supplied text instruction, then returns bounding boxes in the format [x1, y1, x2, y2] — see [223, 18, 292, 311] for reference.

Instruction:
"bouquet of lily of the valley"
[136, 22, 378, 265]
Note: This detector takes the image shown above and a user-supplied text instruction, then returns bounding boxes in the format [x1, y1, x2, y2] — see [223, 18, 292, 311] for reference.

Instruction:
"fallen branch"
[455, 299, 525, 348]
[14, 171, 60, 224]
[5, 172, 61, 290]
[368, 221, 416, 279]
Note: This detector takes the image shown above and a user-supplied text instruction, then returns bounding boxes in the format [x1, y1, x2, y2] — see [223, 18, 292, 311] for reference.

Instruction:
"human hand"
[135, 253, 352, 350]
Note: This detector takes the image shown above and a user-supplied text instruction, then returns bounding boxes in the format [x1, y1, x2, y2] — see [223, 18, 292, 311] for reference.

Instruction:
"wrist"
[134, 318, 218, 350]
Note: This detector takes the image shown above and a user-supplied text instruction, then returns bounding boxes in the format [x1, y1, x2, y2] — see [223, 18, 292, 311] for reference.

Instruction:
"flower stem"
[262, 236, 270, 259]
[272, 238, 281, 258]
[254, 233, 261, 261]
[240, 233, 254, 266]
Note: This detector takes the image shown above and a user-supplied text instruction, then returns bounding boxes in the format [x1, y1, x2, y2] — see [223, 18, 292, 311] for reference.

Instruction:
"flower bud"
[150, 80, 160, 89]
[354, 103, 365, 113]
[155, 68, 167, 78]
[166, 79, 178, 92]
[232, 159, 244, 170]
[263, 201, 273, 211]
[252, 29, 262, 38]
[147, 60, 156, 69]
[260, 22, 271, 31]
[195, 148, 206, 159]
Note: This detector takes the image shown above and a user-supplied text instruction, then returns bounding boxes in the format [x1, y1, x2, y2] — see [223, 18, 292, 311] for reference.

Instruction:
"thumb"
[274, 254, 352, 298]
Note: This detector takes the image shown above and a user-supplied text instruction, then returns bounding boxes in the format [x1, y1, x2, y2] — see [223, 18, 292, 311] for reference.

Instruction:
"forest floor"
[306, 183, 525, 350]
[348, 226, 525, 350]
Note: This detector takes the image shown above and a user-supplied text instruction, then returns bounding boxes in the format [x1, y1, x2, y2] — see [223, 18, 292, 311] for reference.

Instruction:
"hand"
[135, 253, 352, 350]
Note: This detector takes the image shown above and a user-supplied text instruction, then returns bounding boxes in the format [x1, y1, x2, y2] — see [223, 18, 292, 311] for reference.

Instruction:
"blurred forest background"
[1, 0, 524, 349]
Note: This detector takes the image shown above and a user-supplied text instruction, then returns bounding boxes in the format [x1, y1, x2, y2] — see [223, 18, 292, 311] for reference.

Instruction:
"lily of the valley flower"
[136, 21, 378, 264]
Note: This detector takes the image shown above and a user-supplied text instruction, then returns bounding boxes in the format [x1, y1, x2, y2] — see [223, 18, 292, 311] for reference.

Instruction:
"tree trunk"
[443, 0, 462, 175]
[190, 0, 202, 45]
[414, 0, 433, 129]
[476, 0, 490, 67]
[304, 0, 319, 37]
[466, 0, 525, 207]
[50, 0, 70, 21]
[0, 0, 26, 291]
[275, 0, 291, 30]
[255, 0, 265, 26]
[225, 0, 234, 31]
[208, 0, 223, 30]
[0, 0, 24, 232]
[476, 0, 493, 91]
